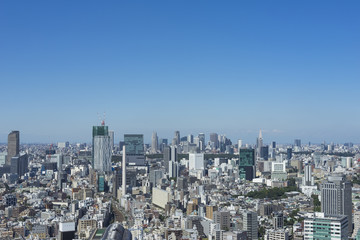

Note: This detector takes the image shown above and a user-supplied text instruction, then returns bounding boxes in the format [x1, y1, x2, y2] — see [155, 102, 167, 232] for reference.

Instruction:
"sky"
[0, 1, 359, 144]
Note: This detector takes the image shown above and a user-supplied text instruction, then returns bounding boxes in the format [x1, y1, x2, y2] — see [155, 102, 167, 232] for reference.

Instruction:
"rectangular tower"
[239, 148, 255, 181]
[7, 131, 19, 165]
[321, 174, 353, 234]
[124, 134, 145, 165]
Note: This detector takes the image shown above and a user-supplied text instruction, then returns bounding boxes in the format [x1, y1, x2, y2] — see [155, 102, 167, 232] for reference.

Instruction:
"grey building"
[210, 133, 219, 149]
[149, 169, 163, 187]
[174, 131, 180, 145]
[10, 154, 28, 177]
[151, 132, 158, 154]
[3, 194, 17, 206]
[272, 212, 284, 229]
[7, 131, 19, 165]
[213, 211, 231, 231]
[163, 146, 171, 173]
[321, 174, 353, 234]
[243, 211, 258, 240]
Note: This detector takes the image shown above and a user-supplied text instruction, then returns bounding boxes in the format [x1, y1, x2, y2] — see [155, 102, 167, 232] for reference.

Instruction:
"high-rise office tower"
[193, 136, 200, 150]
[237, 139, 243, 152]
[294, 139, 301, 147]
[198, 133, 205, 151]
[256, 130, 263, 160]
[93, 135, 112, 173]
[163, 146, 171, 173]
[321, 174, 353, 234]
[174, 131, 180, 145]
[10, 154, 28, 177]
[260, 146, 269, 160]
[239, 148, 255, 181]
[7, 131, 19, 165]
[210, 133, 219, 149]
[92, 122, 109, 167]
[303, 163, 314, 186]
[159, 138, 168, 152]
[124, 134, 145, 165]
[168, 145, 178, 178]
[187, 134, 193, 144]
[286, 148, 292, 160]
[151, 132, 158, 154]
[109, 130, 114, 150]
[270, 141, 276, 159]
[122, 146, 126, 196]
[243, 211, 258, 240]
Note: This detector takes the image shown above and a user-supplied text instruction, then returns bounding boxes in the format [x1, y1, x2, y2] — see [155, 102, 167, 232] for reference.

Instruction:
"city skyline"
[0, 126, 358, 145]
[1, 1, 359, 143]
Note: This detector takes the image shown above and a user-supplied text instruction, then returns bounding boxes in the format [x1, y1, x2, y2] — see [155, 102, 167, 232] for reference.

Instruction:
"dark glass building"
[239, 148, 255, 181]
[124, 134, 145, 165]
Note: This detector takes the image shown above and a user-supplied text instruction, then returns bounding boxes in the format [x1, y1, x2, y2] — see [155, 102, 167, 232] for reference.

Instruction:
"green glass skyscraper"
[239, 148, 255, 181]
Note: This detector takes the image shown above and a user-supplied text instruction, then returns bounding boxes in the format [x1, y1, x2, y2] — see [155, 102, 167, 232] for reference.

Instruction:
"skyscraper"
[260, 146, 269, 160]
[303, 163, 314, 186]
[124, 134, 145, 165]
[93, 135, 112, 173]
[174, 131, 180, 145]
[210, 133, 219, 149]
[151, 132, 158, 154]
[109, 130, 114, 150]
[187, 134, 193, 144]
[239, 148, 255, 181]
[321, 174, 353, 234]
[92, 123, 109, 168]
[198, 133, 205, 151]
[256, 130, 263, 160]
[168, 145, 178, 178]
[294, 139, 301, 147]
[163, 146, 170, 173]
[286, 148, 292, 160]
[10, 154, 28, 177]
[243, 211, 258, 240]
[7, 131, 19, 165]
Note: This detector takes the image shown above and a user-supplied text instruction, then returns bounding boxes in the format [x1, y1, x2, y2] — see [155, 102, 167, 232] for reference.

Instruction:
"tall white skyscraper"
[122, 145, 126, 196]
[109, 130, 114, 150]
[303, 163, 314, 186]
[256, 129, 263, 160]
[93, 135, 112, 173]
[151, 132, 158, 154]
[237, 139, 242, 152]
[187, 134, 193, 143]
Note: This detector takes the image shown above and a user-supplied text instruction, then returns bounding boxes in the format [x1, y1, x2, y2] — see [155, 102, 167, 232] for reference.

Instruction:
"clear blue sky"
[0, 1, 359, 144]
